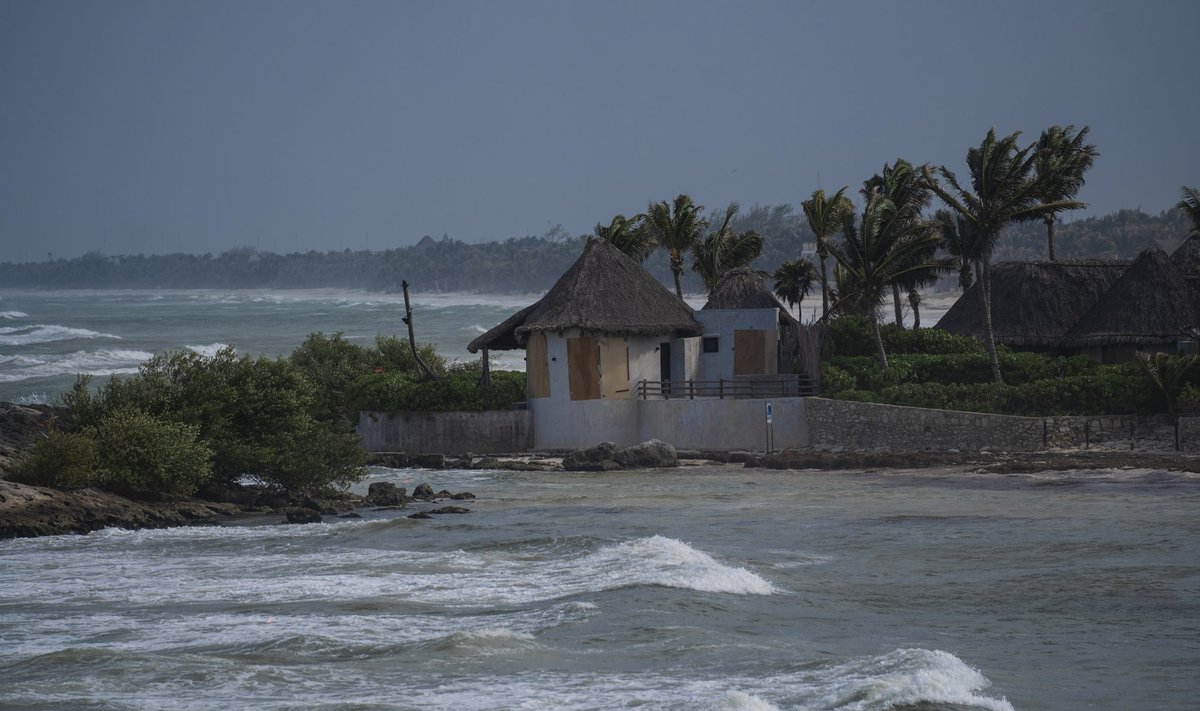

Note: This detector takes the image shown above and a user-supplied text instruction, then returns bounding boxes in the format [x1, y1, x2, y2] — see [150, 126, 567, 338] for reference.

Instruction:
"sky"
[1, 0, 1197, 263]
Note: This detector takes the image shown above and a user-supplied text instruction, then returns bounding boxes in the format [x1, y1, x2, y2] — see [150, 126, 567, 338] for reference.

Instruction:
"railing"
[635, 374, 818, 400]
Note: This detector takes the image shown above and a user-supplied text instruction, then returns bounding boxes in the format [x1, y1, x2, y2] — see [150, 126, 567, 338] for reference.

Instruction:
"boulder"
[409, 453, 446, 469]
[411, 483, 435, 500]
[429, 506, 470, 514]
[613, 439, 678, 469]
[450, 491, 476, 500]
[366, 482, 407, 507]
[285, 507, 323, 524]
[562, 442, 620, 471]
[407, 512, 432, 519]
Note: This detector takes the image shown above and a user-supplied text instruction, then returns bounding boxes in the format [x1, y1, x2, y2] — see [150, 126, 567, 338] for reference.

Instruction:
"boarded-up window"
[526, 332, 551, 399]
[567, 336, 601, 400]
[734, 329, 768, 375]
[600, 336, 630, 399]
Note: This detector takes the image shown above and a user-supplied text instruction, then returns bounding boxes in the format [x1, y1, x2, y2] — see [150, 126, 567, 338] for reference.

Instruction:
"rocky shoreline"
[3, 402, 1197, 540]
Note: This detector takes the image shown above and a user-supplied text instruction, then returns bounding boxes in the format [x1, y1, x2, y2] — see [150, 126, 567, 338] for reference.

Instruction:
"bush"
[820, 363, 857, 395]
[824, 316, 983, 357]
[350, 369, 526, 413]
[88, 410, 213, 500]
[11, 430, 98, 490]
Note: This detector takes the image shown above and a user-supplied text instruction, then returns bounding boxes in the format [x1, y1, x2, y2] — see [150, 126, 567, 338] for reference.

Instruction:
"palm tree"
[772, 258, 817, 319]
[691, 202, 764, 292]
[1034, 125, 1098, 261]
[1178, 186, 1200, 236]
[935, 209, 983, 292]
[594, 213, 653, 261]
[861, 159, 935, 326]
[802, 187, 852, 321]
[829, 191, 944, 369]
[923, 128, 1084, 383]
[643, 194, 708, 298]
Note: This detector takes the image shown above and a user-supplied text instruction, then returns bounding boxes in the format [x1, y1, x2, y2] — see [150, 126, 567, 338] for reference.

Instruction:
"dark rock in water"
[407, 512, 432, 519]
[285, 507, 323, 524]
[726, 451, 756, 464]
[614, 439, 678, 468]
[301, 496, 338, 515]
[429, 506, 470, 514]
[450, 492, 476, 500]
[562, 442, 620, 471]
[436, 489, 453, 498]
[474, 457, 500, 469]
[367, 482, 407, 507]
[339, 512, 363, 519]
[368, 452, 410, 468]
[409, 453, 446, 469]
[411, 483, 435, 500]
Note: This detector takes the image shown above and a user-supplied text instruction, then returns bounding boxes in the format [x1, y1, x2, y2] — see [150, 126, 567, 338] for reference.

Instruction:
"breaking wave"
[0, 324, 121, 346]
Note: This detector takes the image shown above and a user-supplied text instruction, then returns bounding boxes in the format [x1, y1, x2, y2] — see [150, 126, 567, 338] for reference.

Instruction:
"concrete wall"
[532, 397, 638, 449]
[805, 398, 1044, 452]
[694, 309, 779, 381]
[357, 410, 533, 454]
[638, 397, 808, 451]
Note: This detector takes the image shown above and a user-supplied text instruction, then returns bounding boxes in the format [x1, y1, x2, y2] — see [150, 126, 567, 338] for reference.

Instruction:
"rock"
[338, 512, 363, 519]
[613, 439, 678, 469]
[429, 506, 470, 514]
[436, 489, 453, 498]
[285, 507, 323, 524]
[450, 491, 476, 500]
[409, 453, 446, 469]
[407, 512, 432, 519]
[411, 483, 435, 500]
[367, 482, 407, 507]
[367, 452, 410, 468]
[562, 442, 619, 471]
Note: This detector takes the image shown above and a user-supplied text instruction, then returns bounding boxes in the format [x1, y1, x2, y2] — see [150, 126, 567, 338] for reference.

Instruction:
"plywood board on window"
[734, 329, 768, 375]
[567, 336, 601, 400]
[600, 336, 630, 399]
[526, 332, 551, 398]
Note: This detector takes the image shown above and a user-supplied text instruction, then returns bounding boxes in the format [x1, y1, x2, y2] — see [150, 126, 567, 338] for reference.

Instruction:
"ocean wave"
[0, 348, 152, 382]
[0, 324, 121, 346]
[0, 310, 28, 319]
[818, 648, 1013, 711]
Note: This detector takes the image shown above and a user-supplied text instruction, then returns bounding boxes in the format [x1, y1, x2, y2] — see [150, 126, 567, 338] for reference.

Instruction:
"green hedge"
[825, 317, 983, 357]
[827, 352, 1101, 390]
[350, 369, 526, 413]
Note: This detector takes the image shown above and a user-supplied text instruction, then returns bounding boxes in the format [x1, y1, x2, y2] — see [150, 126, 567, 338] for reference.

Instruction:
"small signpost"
[765, 401, 774, 453]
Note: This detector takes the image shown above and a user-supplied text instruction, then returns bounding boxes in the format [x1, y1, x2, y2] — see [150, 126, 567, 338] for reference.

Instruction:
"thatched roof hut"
[934, 260, 1128, 347]
[702, 267, 796, 324]
[1172, 234, 1200, 277]
[467, 237, 701, 353]
[1063, 247, 1199, 347]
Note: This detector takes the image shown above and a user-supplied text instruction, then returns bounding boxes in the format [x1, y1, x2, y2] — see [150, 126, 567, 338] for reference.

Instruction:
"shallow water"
[3, 465, 1197, 710]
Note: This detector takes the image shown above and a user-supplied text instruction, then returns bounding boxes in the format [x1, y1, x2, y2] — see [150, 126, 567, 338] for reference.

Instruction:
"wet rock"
[450, 492, 476, 500]
[368, 452, 410, 468]
[435, 489, 453, 499]
[613, 439, 678, 469]
[285, 507, 323, 524]
[411, 483, 435, 500]
[367, 482, 407, 507]
[409, 453, 446, 469]
[429, 506, 470, 514]
[562, 442, 620, 471]
[338, 512, 363, 519]
[407, 512, 432, 519]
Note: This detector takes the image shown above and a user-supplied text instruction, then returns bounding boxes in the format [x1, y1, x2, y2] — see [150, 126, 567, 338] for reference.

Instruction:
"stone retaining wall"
[357, 410, 533, 454]
[805, 398, 1043, 452]
[1181, 417, 1200, 453]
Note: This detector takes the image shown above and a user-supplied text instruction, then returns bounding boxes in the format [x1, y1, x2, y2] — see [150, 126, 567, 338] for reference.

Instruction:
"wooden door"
[526, 332, 551, 398]
[567, 336, 601, 400]
[734, 329, 766, 375]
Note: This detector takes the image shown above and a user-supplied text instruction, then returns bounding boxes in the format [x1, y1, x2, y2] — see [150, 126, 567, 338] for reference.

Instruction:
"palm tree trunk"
[908, 288, 921, 330]
[670, 251, 684, 299]
[892, 283, 903, 327]
[979, 258, 1004, 384]
[819, 254, 829, 320]
[871, 315, 888, 370]
[1046, 217, 1057, 261]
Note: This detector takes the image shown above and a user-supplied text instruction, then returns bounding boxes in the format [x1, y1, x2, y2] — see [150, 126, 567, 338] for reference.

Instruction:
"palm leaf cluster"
[691, 202, 764, 292]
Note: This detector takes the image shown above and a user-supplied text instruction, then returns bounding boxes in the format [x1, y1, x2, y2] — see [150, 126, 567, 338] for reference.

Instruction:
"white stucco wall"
[694, 309, 780, 380]
[636, 397, 808, 451]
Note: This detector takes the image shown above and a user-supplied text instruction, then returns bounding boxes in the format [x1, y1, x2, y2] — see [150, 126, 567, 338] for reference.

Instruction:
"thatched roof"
[1172, 234, 1200, 277]
[702, 267, 799, 326]
[1063, 247, 1199, 346]
[467, 237, 701, 352]
[934, 260, 1128, 347]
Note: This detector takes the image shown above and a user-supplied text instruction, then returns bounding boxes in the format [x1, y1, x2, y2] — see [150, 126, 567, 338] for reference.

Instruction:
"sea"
[1, 288, 1197, 710]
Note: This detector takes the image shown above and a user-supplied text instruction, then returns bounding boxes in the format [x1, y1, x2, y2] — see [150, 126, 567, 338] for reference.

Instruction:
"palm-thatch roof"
[702, 267, 799, 326]
[934, 260, 1128, 347]
[467, 237, 701, 353]
[1063, 247, 1199, 347]
[1172, 234, 1200, 277]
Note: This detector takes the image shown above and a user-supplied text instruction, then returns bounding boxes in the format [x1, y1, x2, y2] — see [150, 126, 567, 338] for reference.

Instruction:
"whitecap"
[0, 349, 152, 382]
[0, 324, 121, 346]
[0, 310, 28, 319]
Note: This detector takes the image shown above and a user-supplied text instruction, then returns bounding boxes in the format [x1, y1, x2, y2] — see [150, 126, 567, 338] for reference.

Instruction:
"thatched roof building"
[1172, 234, 1200, 277]
[467, 237, 701, 353]
[702, 267, 797, 323]
[1063, 247, 1199, 347]
[934, 260, 1128, 348]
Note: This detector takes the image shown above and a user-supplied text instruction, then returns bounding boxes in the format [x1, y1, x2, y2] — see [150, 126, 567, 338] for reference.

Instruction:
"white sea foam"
[0, 324, 121, 346]
[185, 342, 230, 357]
[0, 349, 152, 382]
[818, 648, 1013, 711]
[0, 310, 28, 319]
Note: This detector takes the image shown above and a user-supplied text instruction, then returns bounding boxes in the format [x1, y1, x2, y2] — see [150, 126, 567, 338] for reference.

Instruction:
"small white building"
[469, 239, 811, 449]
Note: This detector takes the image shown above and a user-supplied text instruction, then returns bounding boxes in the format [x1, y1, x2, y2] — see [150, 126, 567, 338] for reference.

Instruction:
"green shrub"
[824, 316, 983, 357]
[11, 430, 99, 490]
[88, 410, 213, 501]
[350, 369, 526, 412]
[820, 363, 857, 395]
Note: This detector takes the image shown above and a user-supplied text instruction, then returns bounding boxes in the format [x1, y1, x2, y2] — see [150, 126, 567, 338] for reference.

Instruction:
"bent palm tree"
[830, 192, 944, 369]
[644, 195, 708, 298]
[923, 128, 1084, 383]
[594, 213, 653, 262]
[935, 208, 983, 292]
[802, 187, 852, 321]
[1034, 125, 1098, 260]
[692, 202, 764, 292]
[772, 258, 817, 319]
[862, 159, 935, 326]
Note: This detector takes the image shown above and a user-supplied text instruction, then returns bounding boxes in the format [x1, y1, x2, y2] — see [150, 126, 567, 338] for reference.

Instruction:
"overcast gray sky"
[2, 0, 1197, 263]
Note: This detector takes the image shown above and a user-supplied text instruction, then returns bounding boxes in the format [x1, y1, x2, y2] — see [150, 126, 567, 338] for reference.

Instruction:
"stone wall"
[1043, 414, 1178, 450]
[357, 410, 533, 454]
[1180, 417, 1200, 453]
[805, 398, 1043, 452]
